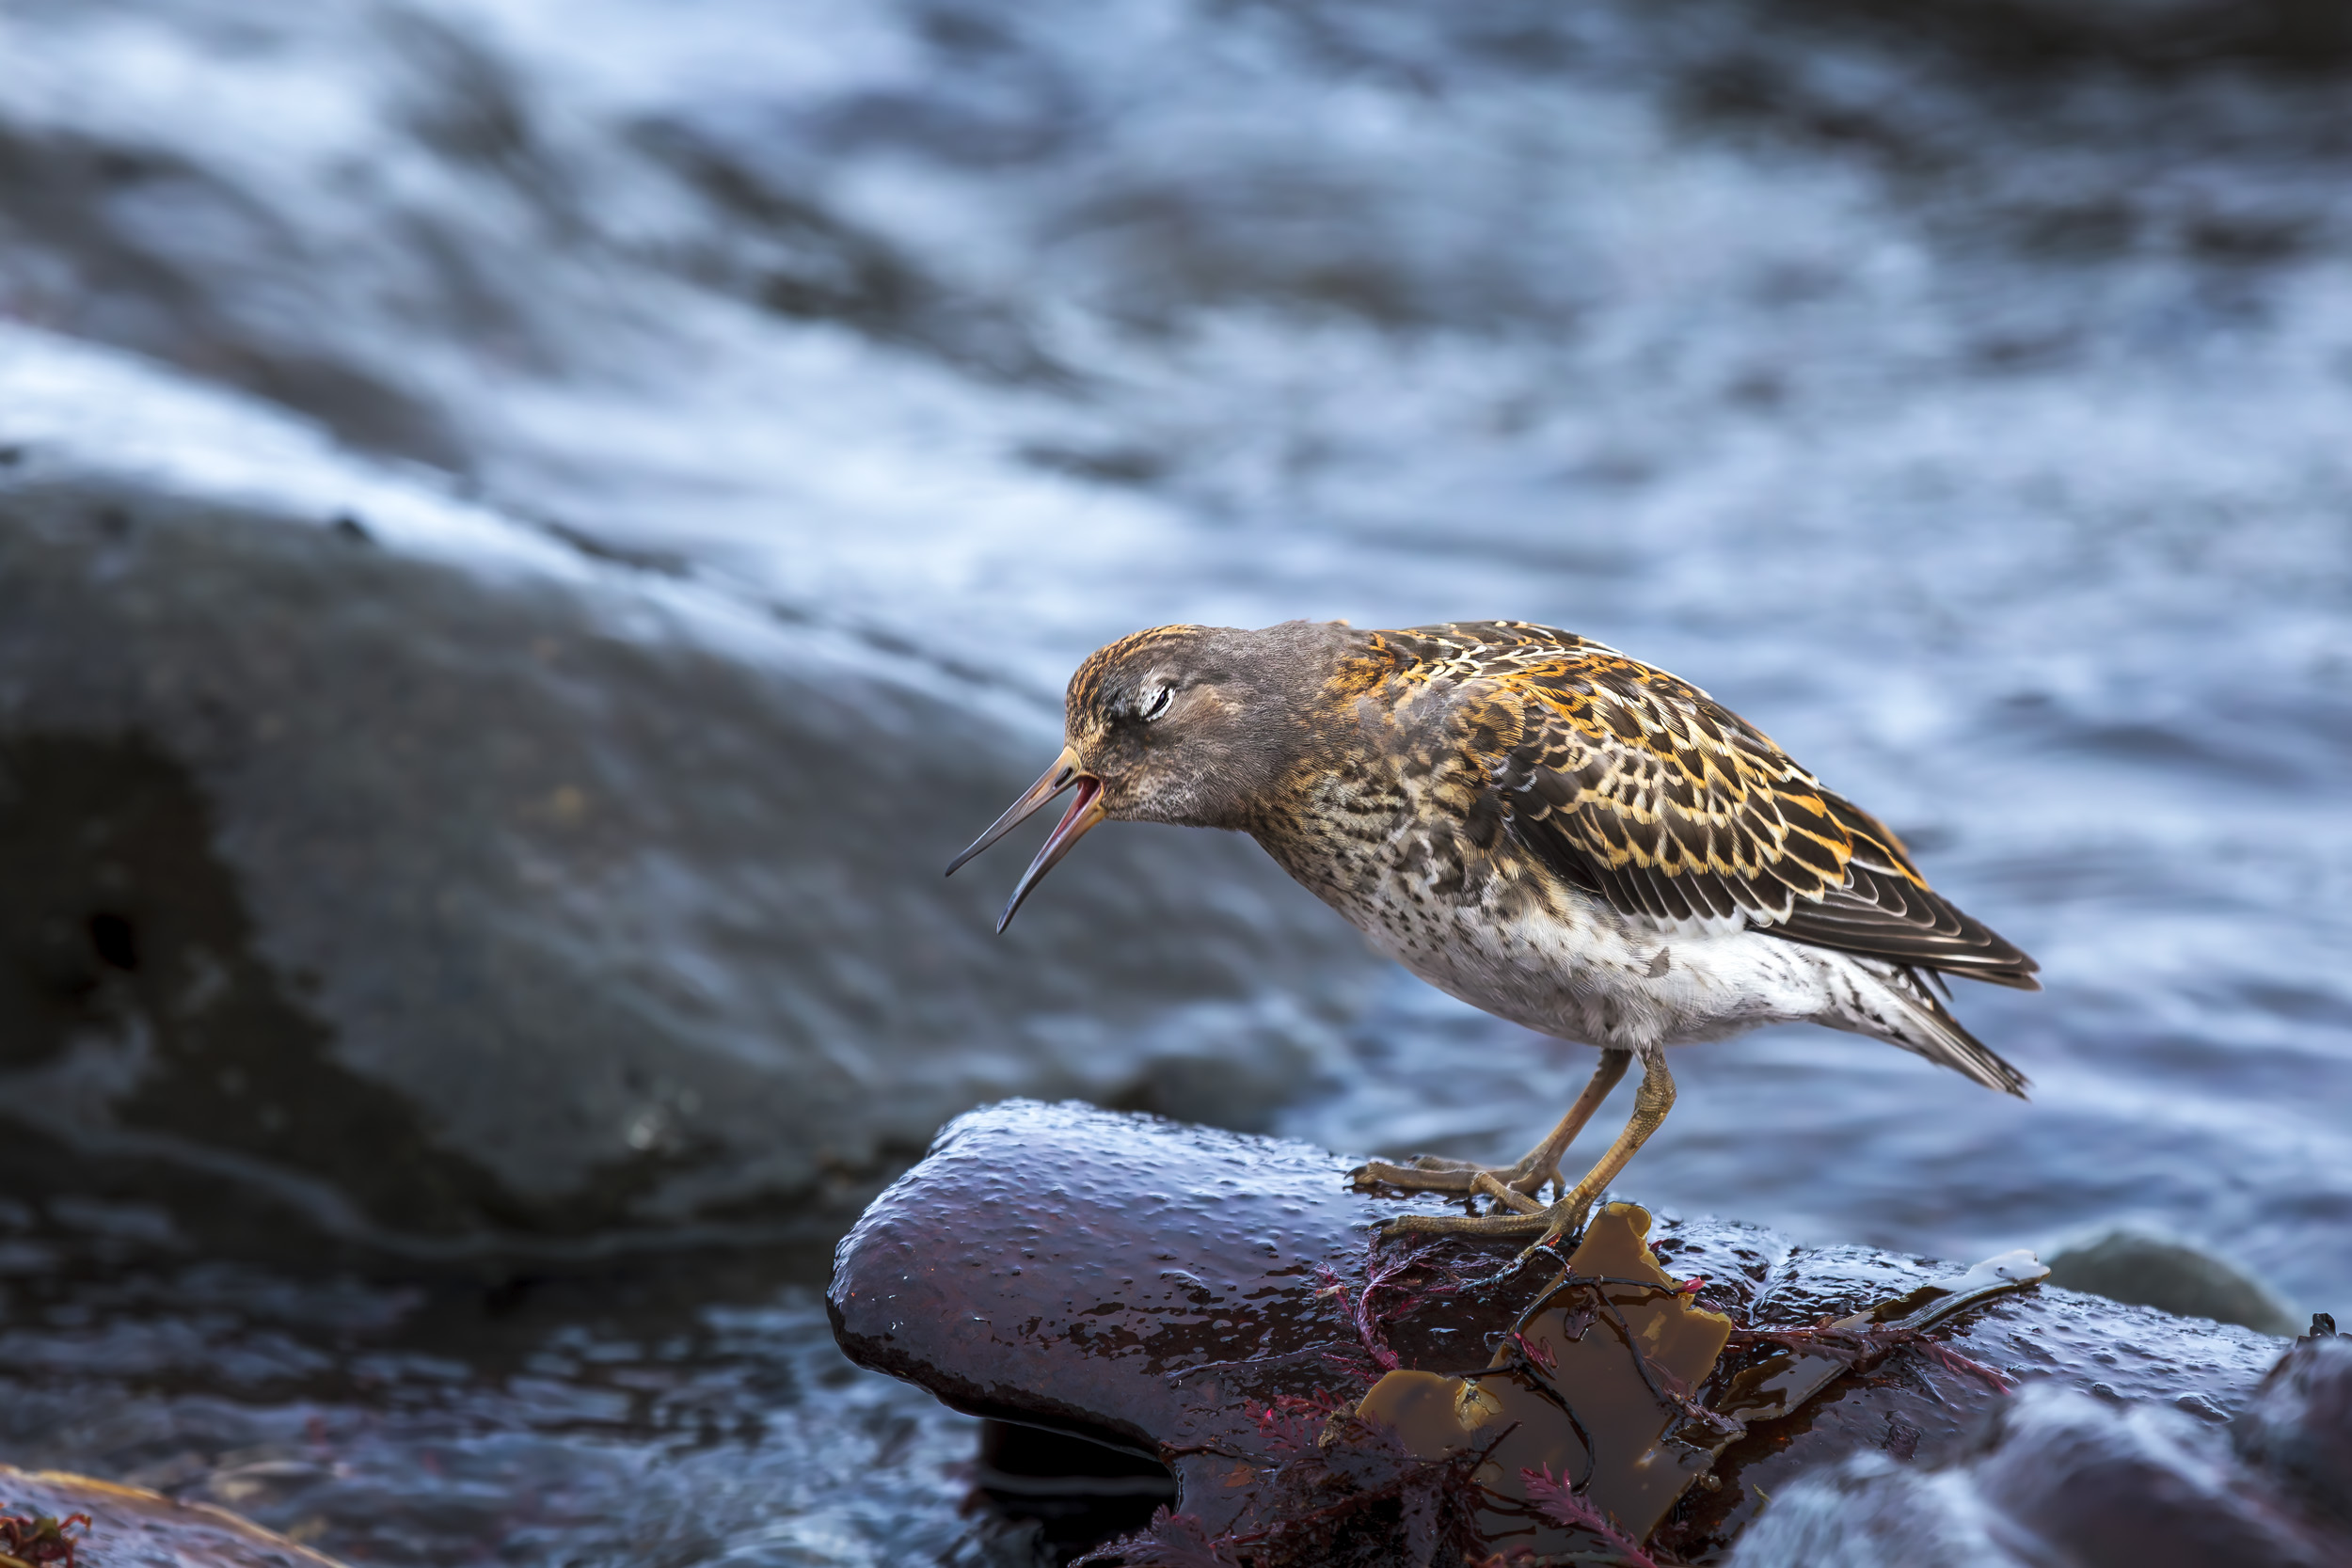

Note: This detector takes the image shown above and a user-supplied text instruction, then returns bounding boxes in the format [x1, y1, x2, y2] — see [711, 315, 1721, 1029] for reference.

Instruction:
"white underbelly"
[1354, 884, 1835, 1051]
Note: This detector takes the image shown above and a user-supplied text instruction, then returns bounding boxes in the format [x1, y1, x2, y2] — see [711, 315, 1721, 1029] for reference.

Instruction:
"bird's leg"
[1350, 1048, 1631, 1200]
[1375, 1045, 1676, 1248]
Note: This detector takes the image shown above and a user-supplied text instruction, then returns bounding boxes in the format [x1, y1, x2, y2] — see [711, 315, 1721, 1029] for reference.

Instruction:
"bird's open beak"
[945, 744, 1108, 932]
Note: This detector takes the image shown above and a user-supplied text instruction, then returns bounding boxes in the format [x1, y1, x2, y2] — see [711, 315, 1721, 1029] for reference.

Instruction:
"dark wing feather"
[1382, 622, 2040, 989]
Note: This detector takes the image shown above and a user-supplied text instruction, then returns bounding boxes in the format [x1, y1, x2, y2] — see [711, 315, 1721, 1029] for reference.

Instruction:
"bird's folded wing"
[1391, 624, 2039, 990]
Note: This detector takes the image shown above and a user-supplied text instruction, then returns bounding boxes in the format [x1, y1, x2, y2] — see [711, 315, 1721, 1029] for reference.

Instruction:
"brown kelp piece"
[1355, 1203, 1736, 1557]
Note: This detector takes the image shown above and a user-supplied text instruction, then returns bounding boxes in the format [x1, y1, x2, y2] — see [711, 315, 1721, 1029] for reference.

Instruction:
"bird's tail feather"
[1834, 958, 2030, 1099]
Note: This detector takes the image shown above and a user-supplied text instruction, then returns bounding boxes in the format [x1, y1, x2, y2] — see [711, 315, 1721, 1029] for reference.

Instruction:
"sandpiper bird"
[948, 620, 2038, 1250]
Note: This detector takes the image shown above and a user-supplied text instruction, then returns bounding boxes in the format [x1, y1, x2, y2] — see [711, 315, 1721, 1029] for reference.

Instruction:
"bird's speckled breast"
[1248, 673, 1586, 1025]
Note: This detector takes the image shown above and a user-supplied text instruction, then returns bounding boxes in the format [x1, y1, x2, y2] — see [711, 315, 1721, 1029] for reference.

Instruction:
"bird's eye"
[1140, 685, 1174, 721]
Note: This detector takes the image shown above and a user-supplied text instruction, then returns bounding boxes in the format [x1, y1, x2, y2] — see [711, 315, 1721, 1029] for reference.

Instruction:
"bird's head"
[946, 620, 1359, 929]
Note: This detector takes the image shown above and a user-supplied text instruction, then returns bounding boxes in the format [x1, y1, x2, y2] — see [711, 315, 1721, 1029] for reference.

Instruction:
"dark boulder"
[0, 451, 1375, 1259]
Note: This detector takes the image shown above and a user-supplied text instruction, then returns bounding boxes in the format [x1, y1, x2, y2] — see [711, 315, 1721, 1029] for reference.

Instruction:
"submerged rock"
[0, 444, 1374, 1259]
[2044, 1229, 2302, 1338]
[829, 1101, 2318, 1564]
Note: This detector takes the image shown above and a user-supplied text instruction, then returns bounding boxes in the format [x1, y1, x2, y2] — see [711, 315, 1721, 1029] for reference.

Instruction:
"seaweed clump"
[0, 1511, 90, 1568]
[1074, 1205, 2048, 1567]
[1084, 1205, 1737, 1567]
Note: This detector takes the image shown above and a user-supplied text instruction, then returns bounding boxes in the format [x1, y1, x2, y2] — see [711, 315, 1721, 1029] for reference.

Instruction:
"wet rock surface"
[1730, 1324, 2352, 1568]
[0, 466, 1373, 1259]
[831, 1101, 2323, 1563]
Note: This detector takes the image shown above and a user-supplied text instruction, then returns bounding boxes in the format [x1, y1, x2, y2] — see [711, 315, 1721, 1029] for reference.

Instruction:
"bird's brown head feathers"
[946, 620, 1362, 927]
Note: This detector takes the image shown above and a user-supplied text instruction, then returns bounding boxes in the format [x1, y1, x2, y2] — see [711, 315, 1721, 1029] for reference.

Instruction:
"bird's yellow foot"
[1356, 1044, 1669, 1265]
[1347, 1047, 1633, 1208]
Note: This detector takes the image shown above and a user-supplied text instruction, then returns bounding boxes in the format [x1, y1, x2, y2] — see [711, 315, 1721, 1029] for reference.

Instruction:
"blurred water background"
[3, 0, 2351, 1562]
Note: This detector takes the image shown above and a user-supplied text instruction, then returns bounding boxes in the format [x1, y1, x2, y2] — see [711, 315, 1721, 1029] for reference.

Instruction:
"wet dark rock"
[2046, 1228, 2301, 1336]
[1729, 1323, 2352, 1567]
[829, 1101, 2305, 1563]
[2234, 1327, 2352, 1530]
[0, 474, 1374, 1259]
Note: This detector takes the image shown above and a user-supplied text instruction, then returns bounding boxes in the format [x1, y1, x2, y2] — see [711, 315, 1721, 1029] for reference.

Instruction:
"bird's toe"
[1374, 1208, 1556, 1242]
[1350, 1158, 1482, 1194]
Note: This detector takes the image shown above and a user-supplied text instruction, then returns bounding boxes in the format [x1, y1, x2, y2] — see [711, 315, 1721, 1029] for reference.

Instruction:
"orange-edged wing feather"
[1378, 622, 2040, 989]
